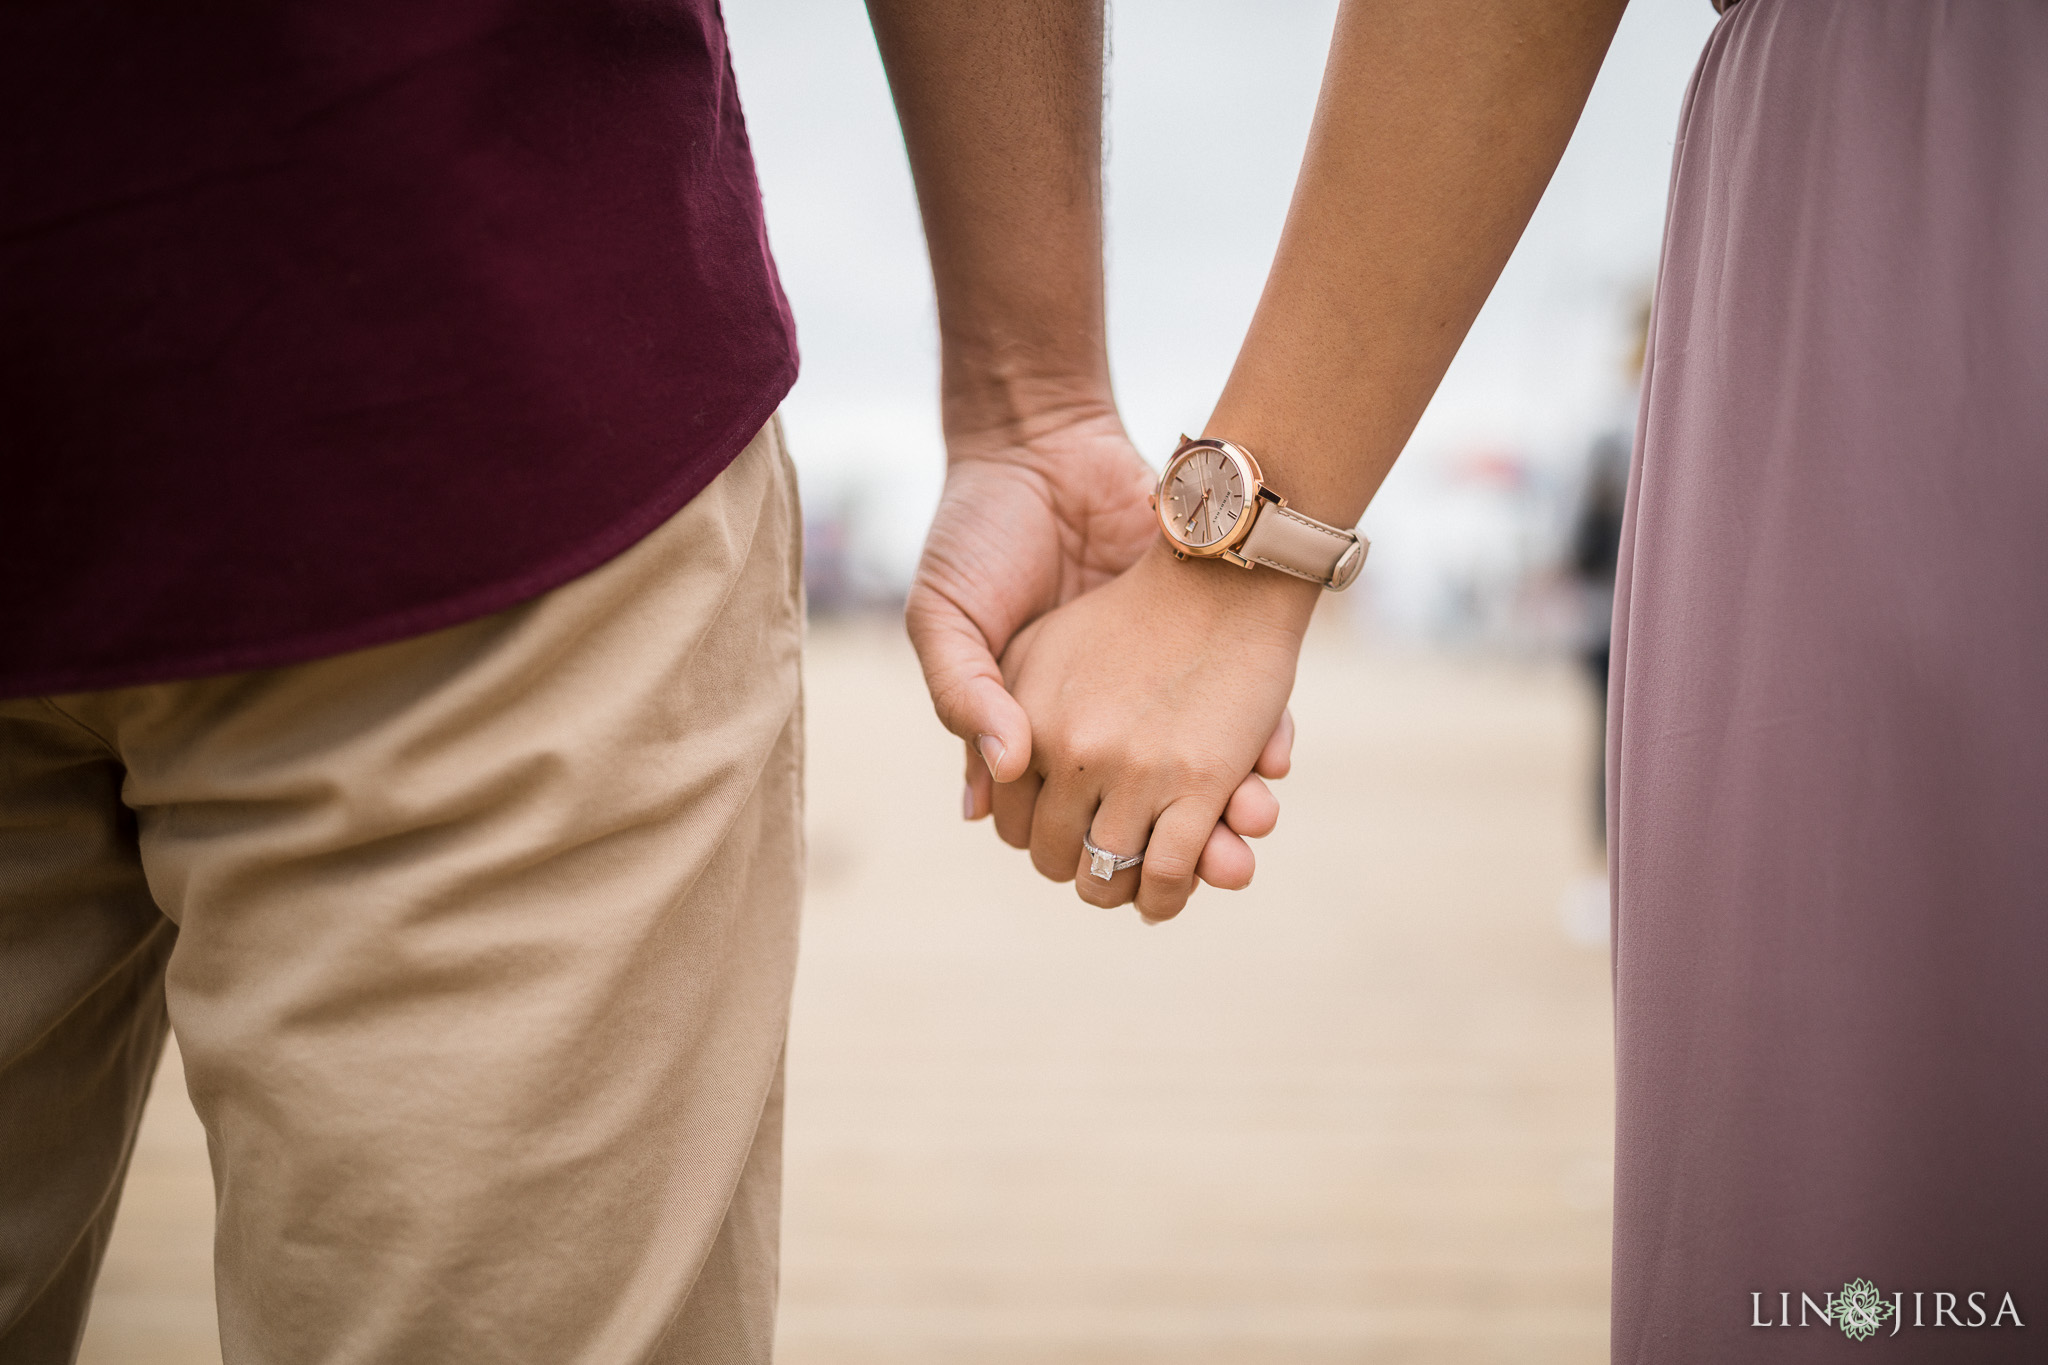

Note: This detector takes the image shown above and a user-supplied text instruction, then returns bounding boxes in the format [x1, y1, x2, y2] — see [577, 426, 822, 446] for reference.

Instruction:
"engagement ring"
[1082, 834, 1144, 881]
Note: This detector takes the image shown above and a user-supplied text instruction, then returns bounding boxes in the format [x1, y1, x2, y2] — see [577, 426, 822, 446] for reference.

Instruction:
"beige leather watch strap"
[1239, 501, 1368, 590]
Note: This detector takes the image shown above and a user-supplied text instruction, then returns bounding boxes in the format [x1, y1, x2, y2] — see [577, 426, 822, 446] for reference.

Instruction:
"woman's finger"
[1072, 790, 1155, 908]
[963, 739, 994, 820]
[1027, 764, 1097, 883]
[990, 767, 1043, 851]
[1134, 798, 1226, 922]
[1195, 822, 1256, 890]
[1254, 706, 1294, 780]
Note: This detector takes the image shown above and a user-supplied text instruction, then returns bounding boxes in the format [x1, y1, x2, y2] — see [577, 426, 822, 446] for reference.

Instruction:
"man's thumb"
[956, 674, 1032, 784]
[910, 617, 1033, 783]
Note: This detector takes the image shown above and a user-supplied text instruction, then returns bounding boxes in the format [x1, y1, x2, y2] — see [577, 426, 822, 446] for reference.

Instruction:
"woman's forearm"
[1208, 0, 1629, 526]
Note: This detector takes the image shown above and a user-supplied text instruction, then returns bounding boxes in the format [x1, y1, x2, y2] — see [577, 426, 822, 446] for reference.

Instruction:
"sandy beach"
[79, 615, 1614, 1365]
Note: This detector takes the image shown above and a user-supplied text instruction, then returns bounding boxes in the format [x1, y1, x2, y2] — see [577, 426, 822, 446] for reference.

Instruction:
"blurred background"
[81, 3, 1716, 1362]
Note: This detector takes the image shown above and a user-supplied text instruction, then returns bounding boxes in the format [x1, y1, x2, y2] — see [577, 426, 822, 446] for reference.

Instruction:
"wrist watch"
[1149, 435, 1368, 590]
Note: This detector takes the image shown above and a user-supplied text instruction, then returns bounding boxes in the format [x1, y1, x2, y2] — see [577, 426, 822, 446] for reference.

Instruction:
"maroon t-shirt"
[0, 0, 797, 697]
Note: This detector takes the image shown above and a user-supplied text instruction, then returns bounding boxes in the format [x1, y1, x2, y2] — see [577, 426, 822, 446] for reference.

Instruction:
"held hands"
[905, 401, 1297, 900]
[995, 543, 1317, 920]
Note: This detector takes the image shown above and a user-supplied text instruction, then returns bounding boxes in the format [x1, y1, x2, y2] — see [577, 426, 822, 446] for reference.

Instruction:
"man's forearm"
[866, 0, 1113, 440]
[1208, 0, 1630, 526]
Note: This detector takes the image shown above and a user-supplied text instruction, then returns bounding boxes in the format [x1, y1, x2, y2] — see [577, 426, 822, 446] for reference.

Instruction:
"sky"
[721, 0, 1721, 611]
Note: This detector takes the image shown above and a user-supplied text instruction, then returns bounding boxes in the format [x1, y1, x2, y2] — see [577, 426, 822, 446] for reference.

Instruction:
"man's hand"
[906, 400, 1152, 793]
[869, 0, 1287, 885]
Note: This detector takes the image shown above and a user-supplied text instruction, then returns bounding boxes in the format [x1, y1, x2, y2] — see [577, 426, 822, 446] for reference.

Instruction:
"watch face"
[1163, 445, 1250, 548]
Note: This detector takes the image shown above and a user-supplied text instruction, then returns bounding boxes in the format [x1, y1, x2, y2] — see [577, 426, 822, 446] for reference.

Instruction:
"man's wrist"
[939, 349, 1121, 456]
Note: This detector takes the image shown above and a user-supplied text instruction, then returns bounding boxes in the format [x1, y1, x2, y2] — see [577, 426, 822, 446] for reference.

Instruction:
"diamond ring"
[1082, 834, 1144, 881]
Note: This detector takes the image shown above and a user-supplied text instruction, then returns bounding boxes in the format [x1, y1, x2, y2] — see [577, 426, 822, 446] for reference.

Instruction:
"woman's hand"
[906, 401, 1295, 884]
[995, 542, 1319, 921]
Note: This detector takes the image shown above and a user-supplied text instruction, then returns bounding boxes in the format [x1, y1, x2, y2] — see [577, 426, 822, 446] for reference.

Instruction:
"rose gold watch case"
[1148, 435, 1273, 567]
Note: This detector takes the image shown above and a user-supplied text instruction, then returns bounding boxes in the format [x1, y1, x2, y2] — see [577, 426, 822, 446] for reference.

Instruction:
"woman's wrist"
[1127, 536, 1321, 644]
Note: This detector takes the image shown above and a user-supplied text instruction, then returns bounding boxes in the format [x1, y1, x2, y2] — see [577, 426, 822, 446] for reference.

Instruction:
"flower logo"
[1835, 1279, 1895, 1341]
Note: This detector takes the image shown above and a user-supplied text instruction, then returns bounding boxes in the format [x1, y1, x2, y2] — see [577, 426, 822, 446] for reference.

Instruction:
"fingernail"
[962, 782, 976, 821]
[976, 734, 1005, 781]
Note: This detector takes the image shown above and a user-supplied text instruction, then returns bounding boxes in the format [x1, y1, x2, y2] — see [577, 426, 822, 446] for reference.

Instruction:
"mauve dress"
[1609, 2, 2048, 1360]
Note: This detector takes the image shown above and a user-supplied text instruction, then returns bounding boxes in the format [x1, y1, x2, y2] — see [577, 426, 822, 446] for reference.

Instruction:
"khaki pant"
[0, 423, 805, 1364]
